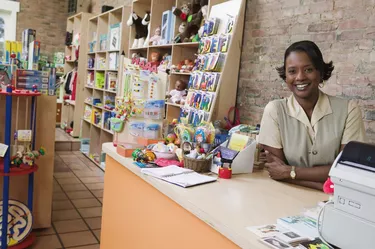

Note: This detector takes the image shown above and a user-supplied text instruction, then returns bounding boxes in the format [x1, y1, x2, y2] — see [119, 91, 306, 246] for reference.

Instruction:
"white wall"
[0, 0, 20, 41]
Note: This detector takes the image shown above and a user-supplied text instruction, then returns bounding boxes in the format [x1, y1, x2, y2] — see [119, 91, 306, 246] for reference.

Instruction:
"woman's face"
[285, 51, 321, 100]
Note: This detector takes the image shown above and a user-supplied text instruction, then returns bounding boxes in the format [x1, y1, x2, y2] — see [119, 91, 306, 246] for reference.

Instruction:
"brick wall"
[239, 0, 375, 142]
[15, 0, 68, 59]
[91, 0, 132, 14]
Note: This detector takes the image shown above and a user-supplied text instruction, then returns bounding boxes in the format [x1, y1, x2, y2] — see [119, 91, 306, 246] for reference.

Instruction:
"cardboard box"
[116, 143, 142, 158]
[22, 29, 36, 62]
[136, 137, 163, 146]
[28, 41, 41, 70]
[17, 70, 49, 77]
[17, 76, 49, 84]
[16, 42, 22, 60]
[5, 41, 11, 63]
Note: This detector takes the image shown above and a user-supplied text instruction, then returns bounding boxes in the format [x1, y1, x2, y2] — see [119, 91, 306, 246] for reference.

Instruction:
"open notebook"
[141, 165, 217, 188]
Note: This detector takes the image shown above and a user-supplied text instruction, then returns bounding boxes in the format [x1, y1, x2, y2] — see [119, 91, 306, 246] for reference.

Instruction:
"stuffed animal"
[149, 27, 162, 45]
[182, 0, 208, 42]
[173, 2, 191, 21]
[166, 80, 188, 104]
[142, 11, 151, 47]
[127, 12, 149, 48]
[173, 22, 187, 43]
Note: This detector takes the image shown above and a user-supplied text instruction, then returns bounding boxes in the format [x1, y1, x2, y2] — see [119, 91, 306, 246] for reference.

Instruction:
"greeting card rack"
[0, 86, 41, 248]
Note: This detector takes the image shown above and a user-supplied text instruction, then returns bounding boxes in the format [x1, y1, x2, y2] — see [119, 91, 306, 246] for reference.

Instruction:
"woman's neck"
[295, 91, 320, 120]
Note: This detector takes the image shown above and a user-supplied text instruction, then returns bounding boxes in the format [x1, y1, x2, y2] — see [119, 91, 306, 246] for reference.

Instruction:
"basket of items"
[178, 123, 215, 173]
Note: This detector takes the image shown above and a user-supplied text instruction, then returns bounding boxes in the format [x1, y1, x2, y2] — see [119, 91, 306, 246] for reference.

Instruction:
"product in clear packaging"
[129, 122, 145, 137]
[144, 124, 160, 139]
[144, 100, 165, 120]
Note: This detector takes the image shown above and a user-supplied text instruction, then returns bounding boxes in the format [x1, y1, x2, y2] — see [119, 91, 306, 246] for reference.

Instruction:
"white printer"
[320, 141, 375, 249]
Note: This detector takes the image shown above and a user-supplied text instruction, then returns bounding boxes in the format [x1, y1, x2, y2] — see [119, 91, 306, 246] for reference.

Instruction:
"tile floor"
[32, 151, 104, 249]
[55, 128, 81, 151]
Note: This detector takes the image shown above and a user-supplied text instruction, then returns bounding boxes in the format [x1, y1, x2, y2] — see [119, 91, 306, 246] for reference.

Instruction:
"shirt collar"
[286, 91, 333, 127]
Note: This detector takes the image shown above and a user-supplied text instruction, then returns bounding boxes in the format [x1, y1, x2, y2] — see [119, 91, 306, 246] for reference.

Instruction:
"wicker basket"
[183, 155, 212, 173]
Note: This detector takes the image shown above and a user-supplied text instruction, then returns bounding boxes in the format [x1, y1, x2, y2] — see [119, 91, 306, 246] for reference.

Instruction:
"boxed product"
[22, 29, 36, 63]
[16, 69, 50, 92]
[5, 41, 11, 63]
[28, 41, 41, 70]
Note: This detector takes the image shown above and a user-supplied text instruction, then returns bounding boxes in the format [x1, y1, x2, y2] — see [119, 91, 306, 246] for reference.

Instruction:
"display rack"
[61, 12, 93, 137]
[81, 6, 131, 169]
[127, 0, 245, 125]
[0, 87, 41, 248]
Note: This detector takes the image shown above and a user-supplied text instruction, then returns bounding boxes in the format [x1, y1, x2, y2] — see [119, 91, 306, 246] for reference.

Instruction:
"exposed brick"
[358, 40, 374, 50]
[281, 0, 300, 7]
[309, 1, 334, 14]
[297, 14, 320, 24]
[308, 23, 337, 32]
[365, 111, 375, 121]
[252, 29, 265, 37]
[294, 6, 310, 15]
[290, 24, 308, 35]
[337, 75, 371, 86]
[370, 51, 375, 62]
[334, 0, 362, 8]
[338, 18, 367, 30]
[364, 28, 375, 39]
[321, 83, 343, 96]
[312, 32, 336, 42]
[342, 86, 373, 99]
[338, 30, 365, 40]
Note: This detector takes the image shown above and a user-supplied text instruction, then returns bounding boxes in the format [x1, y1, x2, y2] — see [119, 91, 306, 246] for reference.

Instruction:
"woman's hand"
[264, 150, 291, 180]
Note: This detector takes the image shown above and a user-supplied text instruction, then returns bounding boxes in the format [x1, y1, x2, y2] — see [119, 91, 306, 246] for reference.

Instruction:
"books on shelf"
[140, 165, 217, 188]
[109, 23, 121, 50]
[99, 34, 107, 51]
[108, 52, 118, 70]
[87, 71, 94, 87]
[95, 72, 105, 89]
[105, 72, 117, 91]
[84, 105, 92, 121]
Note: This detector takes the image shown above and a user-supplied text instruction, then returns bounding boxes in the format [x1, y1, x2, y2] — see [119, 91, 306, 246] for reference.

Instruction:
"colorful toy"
[173, 2, 191, 21]
[127, 12, 149, 48]
[149, 26, 161, 45]
[173, 22, 187, 43]
[150, 52, 161, 67]
[166, 80, 187, 104]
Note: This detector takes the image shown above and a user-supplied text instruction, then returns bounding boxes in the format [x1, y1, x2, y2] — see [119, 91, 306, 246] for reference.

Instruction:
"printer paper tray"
[322, 203, 375, 249]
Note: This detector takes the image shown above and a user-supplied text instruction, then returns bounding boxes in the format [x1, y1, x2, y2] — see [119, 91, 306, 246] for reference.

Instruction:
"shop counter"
[101, 143, 326, 249]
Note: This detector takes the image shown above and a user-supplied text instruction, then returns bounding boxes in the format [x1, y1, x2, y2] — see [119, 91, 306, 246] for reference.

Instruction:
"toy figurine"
[127, 12, 149, 48]
[173, 2, 191, 21]
[149, 26, 162, 46]
[150, 52, 161, 67]
[166, 80, 188, 104]
[142, 11, 151, 47]
[157, 53, 171, 73]
[173, 22, 187, 43]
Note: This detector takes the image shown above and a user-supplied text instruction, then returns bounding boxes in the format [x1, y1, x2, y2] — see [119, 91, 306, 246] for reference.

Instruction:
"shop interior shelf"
[0, 161, 38, 176]
[0, 90, 41, 97]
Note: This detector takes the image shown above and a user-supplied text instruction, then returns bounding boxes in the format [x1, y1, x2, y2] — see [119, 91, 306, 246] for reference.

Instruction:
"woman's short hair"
[276, 40, 334, 82]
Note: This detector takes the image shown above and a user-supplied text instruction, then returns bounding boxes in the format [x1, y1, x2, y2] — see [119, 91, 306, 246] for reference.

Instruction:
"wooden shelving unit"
[126, 0, 245, 124]
[81, 6, 131, 168]
[61, 12, 93, 137]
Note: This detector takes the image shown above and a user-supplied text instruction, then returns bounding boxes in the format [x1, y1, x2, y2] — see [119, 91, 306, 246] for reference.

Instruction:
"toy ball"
[144, 151, 156, 162]
[132, 149, 143, 160]
[166, 133, 177, 143]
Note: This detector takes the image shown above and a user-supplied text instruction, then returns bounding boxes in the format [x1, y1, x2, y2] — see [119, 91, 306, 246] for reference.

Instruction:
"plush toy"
[157, 53, 171, 72]
[142, 11, 151, 47]
[150, 52, 161, 67]
[173, 2, 191, 21]
[182, 0, 208, 42]
[181, 59, 194, 73]
[173, 22, 187, 43]
[127, 12, 149, 48]
[166, 80, 188, 104]
[149, 26, 162, 45]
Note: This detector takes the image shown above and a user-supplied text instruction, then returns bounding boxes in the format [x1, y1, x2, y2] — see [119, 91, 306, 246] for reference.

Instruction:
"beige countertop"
[102, 142, 327, 248]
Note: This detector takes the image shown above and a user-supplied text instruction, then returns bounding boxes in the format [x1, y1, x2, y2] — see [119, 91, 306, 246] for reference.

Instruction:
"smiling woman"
[258, 40, 366, 191]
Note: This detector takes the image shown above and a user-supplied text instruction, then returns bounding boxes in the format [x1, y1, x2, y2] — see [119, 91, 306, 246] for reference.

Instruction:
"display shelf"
[81, 5, 131, 169]
[0, 163, 38, 176]
[61, 12, 94, 137]
[166, 102, 183, 108]
[9, 233, 36, 249]
[0, 90, 42, 96]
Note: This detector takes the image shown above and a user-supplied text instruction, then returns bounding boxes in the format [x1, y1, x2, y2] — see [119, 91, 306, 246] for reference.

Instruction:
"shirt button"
[312, 150, 318, 155]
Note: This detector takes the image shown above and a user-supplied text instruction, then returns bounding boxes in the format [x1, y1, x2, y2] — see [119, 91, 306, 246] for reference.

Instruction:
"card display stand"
[61, 12, 93, 138]
[81, 6, 131, 169]
[126, 0, 245, 125]
[0, 87, 41, 248]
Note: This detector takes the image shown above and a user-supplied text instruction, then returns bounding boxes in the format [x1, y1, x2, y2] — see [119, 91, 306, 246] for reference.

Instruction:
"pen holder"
[219, 167, 232, 179]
